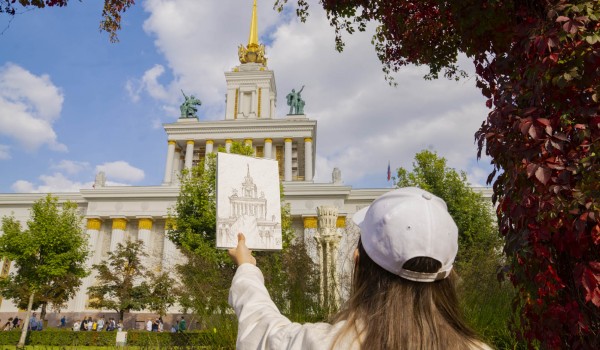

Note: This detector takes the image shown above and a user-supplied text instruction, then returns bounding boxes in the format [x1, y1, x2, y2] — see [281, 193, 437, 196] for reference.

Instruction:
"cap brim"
[352, 206, 370, 227]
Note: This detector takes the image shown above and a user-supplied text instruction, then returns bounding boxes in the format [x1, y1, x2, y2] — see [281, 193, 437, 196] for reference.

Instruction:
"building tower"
[161, 0, 316, 184]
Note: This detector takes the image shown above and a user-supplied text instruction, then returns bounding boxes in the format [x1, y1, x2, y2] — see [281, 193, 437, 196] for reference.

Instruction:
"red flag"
[387, 161, 391, 181]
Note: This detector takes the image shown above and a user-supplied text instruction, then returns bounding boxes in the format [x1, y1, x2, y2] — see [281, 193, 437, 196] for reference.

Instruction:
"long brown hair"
[332, 240, 482, 350]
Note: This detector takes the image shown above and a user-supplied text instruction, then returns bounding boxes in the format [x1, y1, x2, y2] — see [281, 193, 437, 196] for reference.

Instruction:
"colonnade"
[162, 137, 313, 184]
[72, 217, 180, 311]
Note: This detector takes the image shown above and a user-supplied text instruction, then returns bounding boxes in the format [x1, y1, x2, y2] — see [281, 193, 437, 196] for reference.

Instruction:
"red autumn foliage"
[301, 0, 600, 348]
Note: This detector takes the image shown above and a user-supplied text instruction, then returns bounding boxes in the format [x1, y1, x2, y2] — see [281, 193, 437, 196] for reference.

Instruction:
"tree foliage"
[276, 0, 600, 347]
[395, 150, 499, 263]
[0, 194, 89, 345]
[169, 142, 321, 322]
[146, 271, 177, 317]
[0, 0, 134, 42]
[87, 239, 151, 321]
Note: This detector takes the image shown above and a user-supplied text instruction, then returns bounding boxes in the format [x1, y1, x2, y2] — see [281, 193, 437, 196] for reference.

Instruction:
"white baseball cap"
[352, 187, 458, 282]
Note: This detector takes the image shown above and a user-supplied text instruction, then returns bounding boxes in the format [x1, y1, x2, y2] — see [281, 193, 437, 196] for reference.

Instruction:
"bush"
[0, 330, 20, 345]
[126, 330, 234, 349]
[28, 329, 116, 346]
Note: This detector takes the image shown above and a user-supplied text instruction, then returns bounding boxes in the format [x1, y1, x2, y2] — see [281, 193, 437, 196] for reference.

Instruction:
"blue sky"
[0, 0, 493, 193]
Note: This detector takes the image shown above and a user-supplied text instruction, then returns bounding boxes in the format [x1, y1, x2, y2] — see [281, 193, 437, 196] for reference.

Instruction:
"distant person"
[97, 316, 105, 332]
[117, 320, 123, 332]
[60, 316, 66, 328]
[228, 187, 492, 349]
[73, 320, 81, 332]
[146, 319, 152, 332]
[158, 317, 164, 332]
[11, 317, 19, 330]
[2, 318, 12, 331]
[29, 313, 38, 331]
[177, 316, 186, 333]
[80, 318, 87, 331]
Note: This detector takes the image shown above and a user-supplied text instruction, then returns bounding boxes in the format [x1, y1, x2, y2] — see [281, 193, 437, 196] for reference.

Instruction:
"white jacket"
[229, 264, 492, 350]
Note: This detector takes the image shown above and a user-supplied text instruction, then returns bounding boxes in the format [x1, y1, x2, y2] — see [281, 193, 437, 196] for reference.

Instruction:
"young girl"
[228, 187, 491, 349]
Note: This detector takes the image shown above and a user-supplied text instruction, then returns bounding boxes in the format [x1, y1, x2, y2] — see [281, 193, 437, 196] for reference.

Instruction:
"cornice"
[283, 182, 353, 197]
[80, 186, 180, 199]
[0, 193, 84, 205]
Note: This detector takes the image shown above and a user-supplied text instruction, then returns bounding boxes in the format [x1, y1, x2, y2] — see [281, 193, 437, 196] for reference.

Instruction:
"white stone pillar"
[172, 148, 181, 183]
[264, 138, 272, 159]
[304, 137, 313, 181]
[205, 140, 214, 158]
[109, 217, 127, 253]
[225, 139, 232, 153]
[162, 219, 178, 273]
[137, 217, 153, 266]
[163, 140, 176, 184]
[184, 140, 194, 170]
[73, 217, 102, 311]
[284, 138, 292, 181]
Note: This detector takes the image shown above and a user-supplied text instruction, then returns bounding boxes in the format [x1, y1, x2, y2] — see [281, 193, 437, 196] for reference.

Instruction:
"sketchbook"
[216, 152, 282, 250]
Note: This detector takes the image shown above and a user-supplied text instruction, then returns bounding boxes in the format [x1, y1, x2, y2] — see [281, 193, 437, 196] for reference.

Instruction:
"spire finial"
[248, 0, 259, 49]
[238, 0, 267, 66]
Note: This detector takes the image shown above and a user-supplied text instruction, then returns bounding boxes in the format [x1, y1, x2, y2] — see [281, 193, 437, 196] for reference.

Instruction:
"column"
[225, 139, 232, 153]
[109, 217, 127, 252]
[172, 148, 181, 183]
[316, 206, 342, 312]
[137, 217, 153, 266]
[184, 140, 195, 170]
[304, 137, 313, 181]
[163, 140, 176, 184]
[264, 138, 272, 159]
[73, 217, 102, 311]
[162, 219, 178, 273]
[284, 138, 292, 181]
[205, 140, 214, 158]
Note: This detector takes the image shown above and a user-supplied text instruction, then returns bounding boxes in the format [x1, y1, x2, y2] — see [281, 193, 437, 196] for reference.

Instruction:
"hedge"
[0, 329, 115, 346]
[0, 329, 235, 348]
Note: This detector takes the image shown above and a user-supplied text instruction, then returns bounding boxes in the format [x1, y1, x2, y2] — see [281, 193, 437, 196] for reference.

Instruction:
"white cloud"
[96, 161, 145, 182]
[137, 0, 492, 188]
[12, 173, 92, 193]
[51, 160, 91, 175]
[0, 145, 10, 160]
[0, 63, 66, 152]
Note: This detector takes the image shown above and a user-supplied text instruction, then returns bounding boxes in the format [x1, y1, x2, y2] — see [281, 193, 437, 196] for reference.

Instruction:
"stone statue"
[180, 90, 202, 118]
[94, 171, 106, 188]
[332, 167, 342, 184]
[286, 85, 305, 115]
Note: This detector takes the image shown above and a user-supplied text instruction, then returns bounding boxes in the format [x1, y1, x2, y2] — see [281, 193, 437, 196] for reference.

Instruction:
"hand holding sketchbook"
[216, 152, 282, 250]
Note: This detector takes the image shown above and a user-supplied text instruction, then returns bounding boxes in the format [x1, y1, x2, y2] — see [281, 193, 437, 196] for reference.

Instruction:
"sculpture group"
[180, 90, 202, 118]
[286, 85, 306, 115]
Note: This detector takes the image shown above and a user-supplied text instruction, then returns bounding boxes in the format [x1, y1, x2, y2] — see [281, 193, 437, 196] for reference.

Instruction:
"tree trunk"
[40, 302, 47, 321]
[17, 292, 35, 347]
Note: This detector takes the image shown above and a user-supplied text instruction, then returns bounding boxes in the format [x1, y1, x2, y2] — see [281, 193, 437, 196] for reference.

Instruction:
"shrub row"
[0, 329, 115, 346]
[0, 329, 235, 348]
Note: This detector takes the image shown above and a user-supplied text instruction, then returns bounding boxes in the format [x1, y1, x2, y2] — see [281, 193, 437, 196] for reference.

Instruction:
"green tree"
[147, 271, 177, 317]
[87, 239, 151, 321]
[395, 150, 499, 261]
[0, 194, 89, 347]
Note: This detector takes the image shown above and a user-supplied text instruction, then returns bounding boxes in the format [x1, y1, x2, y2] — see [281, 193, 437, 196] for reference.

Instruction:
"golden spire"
[248, 0, 259, 50]
[238, 0, 267, 66]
